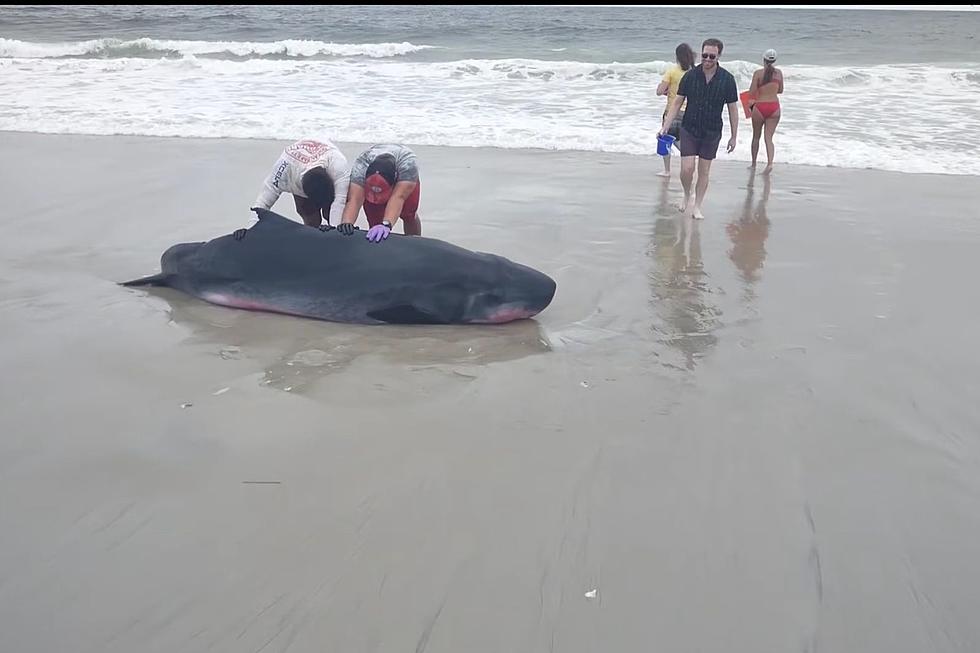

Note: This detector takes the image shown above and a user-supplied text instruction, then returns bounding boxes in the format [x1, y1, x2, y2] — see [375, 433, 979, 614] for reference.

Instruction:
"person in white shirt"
[248, 139, 351, 231]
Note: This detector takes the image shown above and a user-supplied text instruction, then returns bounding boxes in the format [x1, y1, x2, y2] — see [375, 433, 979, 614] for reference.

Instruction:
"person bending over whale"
[241, 139, 351, 239]
[337, 144, 421, 243]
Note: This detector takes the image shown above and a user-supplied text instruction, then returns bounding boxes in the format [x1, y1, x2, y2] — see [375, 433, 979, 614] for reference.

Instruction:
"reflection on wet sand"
[727, 171, 772, 301]
[648, 207, 722, 371]
[145, 288, 553, 394]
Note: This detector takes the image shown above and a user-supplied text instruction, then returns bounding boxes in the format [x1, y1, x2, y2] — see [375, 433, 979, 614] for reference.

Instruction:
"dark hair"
[365, 153, 397, 186]
[675, 43, 695, 71]
[701, 38, 724, 56]
[301, 167, 335, 210]
[763, 61, 776, 85]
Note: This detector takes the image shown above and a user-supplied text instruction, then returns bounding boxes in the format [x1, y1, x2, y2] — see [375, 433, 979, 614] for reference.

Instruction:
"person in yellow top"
[656, 43, 696, 177]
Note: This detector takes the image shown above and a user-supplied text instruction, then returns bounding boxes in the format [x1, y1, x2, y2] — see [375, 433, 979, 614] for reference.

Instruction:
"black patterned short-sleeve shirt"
[678, 64, 739, 137]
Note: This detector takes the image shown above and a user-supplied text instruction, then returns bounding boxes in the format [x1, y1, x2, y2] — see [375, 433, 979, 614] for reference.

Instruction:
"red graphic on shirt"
[285, 140, 330, 165]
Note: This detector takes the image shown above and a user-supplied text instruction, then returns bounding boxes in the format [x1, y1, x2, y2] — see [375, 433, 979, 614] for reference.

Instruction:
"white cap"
[764, 49, 777, 62]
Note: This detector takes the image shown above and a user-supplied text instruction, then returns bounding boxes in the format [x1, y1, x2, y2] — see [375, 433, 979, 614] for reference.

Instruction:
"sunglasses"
[701, 53, 717, 60]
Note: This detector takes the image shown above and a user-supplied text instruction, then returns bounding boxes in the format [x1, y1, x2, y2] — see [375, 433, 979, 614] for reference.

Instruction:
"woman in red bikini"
[748, 49, 784, 174]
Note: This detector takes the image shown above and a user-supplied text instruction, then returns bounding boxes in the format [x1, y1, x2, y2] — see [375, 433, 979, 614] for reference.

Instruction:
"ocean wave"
[1, 54, 978, 176]
[0, 37, 438, 59]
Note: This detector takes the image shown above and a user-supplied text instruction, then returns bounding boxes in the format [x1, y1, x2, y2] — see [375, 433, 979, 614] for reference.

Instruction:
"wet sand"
[1, 131, 979, 652]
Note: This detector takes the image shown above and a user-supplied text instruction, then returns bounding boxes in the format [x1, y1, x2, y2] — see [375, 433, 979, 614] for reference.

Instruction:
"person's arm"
[381, 181, 417, 227]
[726, 77, 739, 153]
[656, 71, 670, 96]
[328, 167, 350, 227]
[747, 70, 759, 110]
[726, 101, 739, 152]
[238, 163, 280, 240]
[341, 183, 364, 225]
[777, 69, 784, 94]
[252, 159, 284, 210]
[659, 94, 684, 136]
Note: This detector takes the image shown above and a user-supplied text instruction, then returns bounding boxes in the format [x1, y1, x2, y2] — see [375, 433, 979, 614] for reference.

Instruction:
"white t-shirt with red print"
[253, 139, 351, 225]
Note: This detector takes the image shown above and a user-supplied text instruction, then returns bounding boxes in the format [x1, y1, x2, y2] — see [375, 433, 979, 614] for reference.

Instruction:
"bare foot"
[657, 170, 671, 177]
[762, 165, 773, 175]
[748, 162, 757, 169]
[692, 206, 705, 220]
[678, 196, 694, 215]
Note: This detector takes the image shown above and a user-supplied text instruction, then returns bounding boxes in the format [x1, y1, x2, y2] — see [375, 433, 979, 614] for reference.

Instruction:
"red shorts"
[363, 179, 421, 227]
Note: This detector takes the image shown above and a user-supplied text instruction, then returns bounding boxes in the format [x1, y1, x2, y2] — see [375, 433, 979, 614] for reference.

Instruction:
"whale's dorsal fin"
[119, 273, 172, 287]
[252, 208, 298, 226]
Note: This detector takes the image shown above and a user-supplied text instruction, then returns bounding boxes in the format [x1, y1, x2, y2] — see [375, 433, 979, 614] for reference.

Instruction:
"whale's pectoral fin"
[366, 285, 466, 325]
[367, 304, 444, 325]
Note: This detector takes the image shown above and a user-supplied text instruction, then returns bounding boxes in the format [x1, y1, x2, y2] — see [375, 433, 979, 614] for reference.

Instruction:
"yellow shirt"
[662, 64, 687, 113]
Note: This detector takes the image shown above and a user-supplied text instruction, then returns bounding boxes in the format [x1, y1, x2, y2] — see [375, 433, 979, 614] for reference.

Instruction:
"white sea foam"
[2, 41, 978, 175]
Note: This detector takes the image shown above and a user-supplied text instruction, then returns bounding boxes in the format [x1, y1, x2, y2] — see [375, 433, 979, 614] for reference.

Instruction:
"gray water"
[3, 5, 978, 65]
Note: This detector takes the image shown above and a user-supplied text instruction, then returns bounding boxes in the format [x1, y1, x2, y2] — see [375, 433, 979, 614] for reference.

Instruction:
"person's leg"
[677, 127, 699, 215]
[399, 180, 422, 236]
[750, 106, 765, 168]
[763, 110, 781, 174]
[693, 158, 713, 220]
[658, 111, 671, 177]
[692, 131, 722, 220]
[401, 214, 422, 236]
[680, 157, 696, 215]
[294, 195, 322, 227]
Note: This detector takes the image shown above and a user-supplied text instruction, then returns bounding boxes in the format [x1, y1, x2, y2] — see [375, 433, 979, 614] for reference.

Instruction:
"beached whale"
[121, 208, 556, 325]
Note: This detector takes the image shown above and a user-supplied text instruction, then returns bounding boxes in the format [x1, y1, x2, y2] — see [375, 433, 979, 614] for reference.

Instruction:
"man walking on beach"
[659, 38, 739, 220]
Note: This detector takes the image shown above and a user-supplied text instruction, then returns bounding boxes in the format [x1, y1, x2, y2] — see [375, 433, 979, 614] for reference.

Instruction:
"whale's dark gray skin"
[121, 209, 556, 325]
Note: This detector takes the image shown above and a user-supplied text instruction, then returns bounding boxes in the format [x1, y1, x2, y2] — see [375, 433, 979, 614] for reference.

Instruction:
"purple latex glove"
[366, 224, 391, 243]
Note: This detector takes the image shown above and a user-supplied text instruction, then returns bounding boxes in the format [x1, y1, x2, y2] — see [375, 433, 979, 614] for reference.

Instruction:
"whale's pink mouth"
[201, 293, 540, 325]
[201, 292, 276, 313]
[475, 305, 538, 324]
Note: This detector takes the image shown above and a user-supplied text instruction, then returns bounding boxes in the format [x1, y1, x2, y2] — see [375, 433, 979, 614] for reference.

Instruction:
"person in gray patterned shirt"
[339, 144, 422, 243]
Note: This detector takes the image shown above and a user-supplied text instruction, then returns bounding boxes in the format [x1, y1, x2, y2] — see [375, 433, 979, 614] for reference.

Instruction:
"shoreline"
[3, 129, 976, 181]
